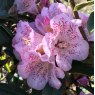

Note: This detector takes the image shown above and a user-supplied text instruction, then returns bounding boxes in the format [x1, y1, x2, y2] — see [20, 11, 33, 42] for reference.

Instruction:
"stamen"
[22, 37, 31, 45]
[36, 44, 45, 55]
[55, 41, 68, 49]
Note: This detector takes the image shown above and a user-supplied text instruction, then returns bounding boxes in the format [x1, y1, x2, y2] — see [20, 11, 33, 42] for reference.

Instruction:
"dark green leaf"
[0, 83, 29, 95]
[87, 12, 94, 33]
[74, 1, 94, 11]
[1, 25, 13, 38]
[70, 61, 94, 76]
[0, 26, 12, 46]
[0, 0, 14, 11]
[0, 10, 16, 19]
[0, 10, 8, 17]
[32, 89, 42, 95]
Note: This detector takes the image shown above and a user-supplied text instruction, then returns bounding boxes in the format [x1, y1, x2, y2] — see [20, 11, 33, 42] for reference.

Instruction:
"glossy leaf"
[70, 61, 94, 76]
[87, 12, 94, 33]
[0, 26, 12, 46]
[74, 1, 94, 11]
[0, 83, 29, 95]
[32, 89, 42, 95]
[0, 10, 16, 19]
[0, 0, 14, 11]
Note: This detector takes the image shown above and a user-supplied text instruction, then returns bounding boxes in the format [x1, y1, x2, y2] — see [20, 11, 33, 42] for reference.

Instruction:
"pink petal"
[35, 14, 46, 35]
[12, 20, 34, 46]
[17, 51, 40, 79]
[14, 0, 38, 14]
[67, 39, 89, 61]
[41, 54, 49, 62]
[42, 33, 52, 57]
[14, 42, 32, 59]
[22, 51, 40, 63]
[41, 7, 49, 18]
[17, 61, 33, 79]
[56, 54, 72, 71]
[71, 19, 82, 27]
[66, 6, 73, 19]
[50, 13, 83, 40]
[48, 65, 62, 89]
[13, 21, 43, 55]
[84, 28, 94, 42]
[79, 12, 94, 42]
[29, 22, 40, 34]
[78, 12, 89, 27]
[32, 31, 43, 50]
[42, 32, 58, 57]
[56, 67, 65, 79]
[27, 62, 49, 90]
[49, 3, 67, 18]
[13, 50, 21, 61]
[88, 32, 94, 41]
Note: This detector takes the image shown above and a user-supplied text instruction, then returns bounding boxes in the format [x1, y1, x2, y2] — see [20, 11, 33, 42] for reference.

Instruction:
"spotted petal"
[67, 39, 89, 61]
[56, 53, 72, 71]
[17, 51, 40, 79]
[27, 61, 49, 90]
[49, 3, 67, 18]
[48, 65, 62, 89]
[14, 0, 38, 14]
[50, 13, 83, 41]
[35, 14, 46, 35]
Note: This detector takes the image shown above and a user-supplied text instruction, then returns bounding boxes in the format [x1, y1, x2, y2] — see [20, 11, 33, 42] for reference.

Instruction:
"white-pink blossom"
[42, 13, 89, 71]
[10, 0, 39, 14]
[79, 12, 94, 42]
[12, 2, 90, 90]
[13, 21, 65, 90]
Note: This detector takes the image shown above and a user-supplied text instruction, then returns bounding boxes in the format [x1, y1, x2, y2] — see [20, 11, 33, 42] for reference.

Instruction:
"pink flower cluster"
[12, 1, 93, 90]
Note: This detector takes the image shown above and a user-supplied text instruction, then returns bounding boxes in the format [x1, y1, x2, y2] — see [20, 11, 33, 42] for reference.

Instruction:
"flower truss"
[12, 2, 93, 90]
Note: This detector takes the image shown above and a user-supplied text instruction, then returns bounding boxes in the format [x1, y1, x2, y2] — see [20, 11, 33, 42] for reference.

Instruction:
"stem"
[69, 0, 88, 41]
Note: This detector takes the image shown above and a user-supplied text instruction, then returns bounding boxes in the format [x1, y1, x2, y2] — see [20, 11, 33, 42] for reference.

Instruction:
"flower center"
[55, 41, 68, 49]
[46, 26, 53, 32]
[22, 37, 31, 45]
[36, 44, 45, 55]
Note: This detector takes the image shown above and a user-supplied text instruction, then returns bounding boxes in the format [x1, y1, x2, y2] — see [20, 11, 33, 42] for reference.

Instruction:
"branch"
[69, 0, 88, 41]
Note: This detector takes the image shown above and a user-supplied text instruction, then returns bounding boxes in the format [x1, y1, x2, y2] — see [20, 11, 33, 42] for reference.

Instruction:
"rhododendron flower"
[35, 3, 74, 35]
[18, 51, 65, 90]
[77, 76, 89, 86]
[12, 21, 43, 59]
[12, 2, 89, 90]
[9, 0, 38, 14]
[42, 13, 89, 71]
[79, 12, 94, 42]
[13, 21, 65, 90]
